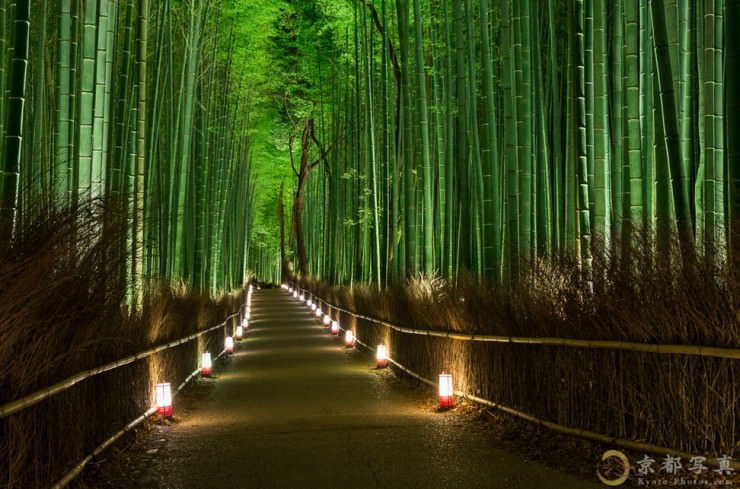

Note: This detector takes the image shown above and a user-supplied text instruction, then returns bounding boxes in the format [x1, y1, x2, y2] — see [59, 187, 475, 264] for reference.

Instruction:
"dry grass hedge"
[0, 204, 241, 489]
[298, 236, 740, 458]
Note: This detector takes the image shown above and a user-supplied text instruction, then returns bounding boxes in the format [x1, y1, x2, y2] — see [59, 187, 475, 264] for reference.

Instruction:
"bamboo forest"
[1, 0, 739, 488]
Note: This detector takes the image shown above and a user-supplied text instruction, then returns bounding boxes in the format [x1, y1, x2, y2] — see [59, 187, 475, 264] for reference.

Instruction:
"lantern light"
[201, 352, 212, 377]
[314, 308, 322, 318]
[225, 336, 234, 354]
[300, 294, 305, 302]
[376, 345, 388, 368]
[293, 291, 298, 299]
[311, 304, 317, 312]
[155, 383, 173, 417]
[331, 321, 339, 335]
[307, 299, 313, 306]
[245, 310, 251, 320]
[241, 317, 249, 329]
[439, 372, 454, 408]
[235, 325, 243, 340]
[323, 314, 331, 326]
[345, 330, 355, 347]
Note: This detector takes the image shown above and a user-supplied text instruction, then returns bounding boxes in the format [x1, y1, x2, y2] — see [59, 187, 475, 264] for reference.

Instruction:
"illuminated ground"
[103, 289, 602, 488]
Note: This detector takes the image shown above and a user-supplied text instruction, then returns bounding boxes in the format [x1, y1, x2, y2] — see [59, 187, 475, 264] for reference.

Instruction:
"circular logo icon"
[597, 449, 630, 486]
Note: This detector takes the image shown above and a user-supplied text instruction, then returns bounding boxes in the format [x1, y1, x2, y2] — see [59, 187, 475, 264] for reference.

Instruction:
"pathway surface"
[116, 288, 602, 489]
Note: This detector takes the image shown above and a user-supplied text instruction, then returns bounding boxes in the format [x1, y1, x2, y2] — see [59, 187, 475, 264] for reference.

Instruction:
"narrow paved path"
[120, 289, 601, 488]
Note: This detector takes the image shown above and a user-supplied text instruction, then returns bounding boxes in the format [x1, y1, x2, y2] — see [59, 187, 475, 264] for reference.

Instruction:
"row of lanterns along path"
[282, 285, 455, 410]
[155, 284, 257, 418]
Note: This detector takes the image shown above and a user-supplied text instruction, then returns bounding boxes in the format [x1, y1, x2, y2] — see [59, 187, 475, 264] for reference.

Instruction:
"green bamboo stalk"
[91, 0, 111, 199]
[77, 0, 98, 202]
[575, 0, 591, 264]
[622, 0, 643, 250]
[55, 0, 73, 206]
[592, 0, 611, 247]
[698, 0, 725, 260]
[728, 0, 740, 260]
[172, 0, 203, 280]
[0, 0, 30, 251]
[651, 0, 695, 260]
[479, 0, 500, 280]
[133, 0, 148, 302]
[411, 0, 434, 275]
[31, 0, 48, 215]
[0, 1, 5, 168]
[464, 0, 483, 275]
[609, 1, 624, 246]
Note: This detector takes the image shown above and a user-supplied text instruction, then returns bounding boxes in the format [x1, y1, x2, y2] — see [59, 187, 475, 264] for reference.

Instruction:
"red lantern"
[225, 336, 234, 354]
[439, 372, 454, 408]
[331, 321, 339, 335]
[345, 330, 355, 347]
[376, 345, 388, 368]
[235, 325, 243, 341]
[201, 352, 212, 377]
[156, 383, 173, 417]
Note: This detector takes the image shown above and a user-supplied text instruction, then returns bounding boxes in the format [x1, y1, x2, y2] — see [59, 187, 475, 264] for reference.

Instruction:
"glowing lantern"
[225, 336, 234, 354]
[201, 352, 212, 377]
[376, 345, 388, 368]
[311, 304, 317, 312]
[245, 310, 251, 321]
[155, 383, 173, 417]
[438, 372, 454, 408]
[314, 308, 322, 318]
[331, 321, 339, 335]
[345, 330, 355, 347]
[307, 299, 313, 307]
[241, 317, 249, 329]
[235, 325, 243, 340]
[322, 314, 331, 326]
[293, 291, 298, 299]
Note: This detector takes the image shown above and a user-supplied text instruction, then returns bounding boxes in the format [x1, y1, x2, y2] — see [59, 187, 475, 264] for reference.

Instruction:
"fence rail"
[296, 287, 740, 360]
[0, 311, 240, 419]
[293, 284, 740, 470]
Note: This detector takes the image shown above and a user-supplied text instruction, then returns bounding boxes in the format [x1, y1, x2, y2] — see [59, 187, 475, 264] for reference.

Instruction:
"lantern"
[314, 308, 322, 318]
[439, 372, 454, 408]
[323, 314, 331, 326]
[245, 310, 251, 321]
[155, 383, 173, 417]
[331, 321, 339, 335]
[293, 291, 298, 299]
[307, 298, 312, 306]
[311, 304, 317, 312]
[376, 345, 388, 368]
[300, 294, 305, 301]
[201, 352, 212, 377]
[225, 336, 234, 354]
[345, 330, 355, 347]
[235, 325, 243, 340]
[241, 317, 249, 329]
